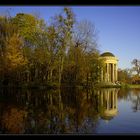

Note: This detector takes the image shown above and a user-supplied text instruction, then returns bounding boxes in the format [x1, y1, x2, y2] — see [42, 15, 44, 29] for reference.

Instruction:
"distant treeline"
[0, 7, 104, 87]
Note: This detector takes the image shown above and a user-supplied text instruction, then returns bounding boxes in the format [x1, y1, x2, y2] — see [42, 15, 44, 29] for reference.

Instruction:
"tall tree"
[131, 59, 140, 76]
[12, 13, 45, 47]
[73, 20, 97, 53]
[4, 33, 28, 84]
[51, 7, 75, 85]
[0, 16, 20, 84]
[62, 19, 101, 87]
[5, 33, 27, 71]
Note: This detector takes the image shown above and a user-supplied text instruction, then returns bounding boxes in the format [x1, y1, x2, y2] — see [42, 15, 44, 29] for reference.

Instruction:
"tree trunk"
[59, 56, 64, 86]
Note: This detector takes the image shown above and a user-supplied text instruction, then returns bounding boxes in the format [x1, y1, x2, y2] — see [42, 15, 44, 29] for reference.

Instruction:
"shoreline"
[0, 84, 140, 89]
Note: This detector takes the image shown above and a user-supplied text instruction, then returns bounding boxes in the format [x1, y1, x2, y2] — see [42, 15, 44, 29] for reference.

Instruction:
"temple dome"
[100, 52, 115, 57]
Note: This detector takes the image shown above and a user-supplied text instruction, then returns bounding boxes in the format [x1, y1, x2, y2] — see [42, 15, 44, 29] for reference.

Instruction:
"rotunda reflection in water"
[96, 88, 119, 121]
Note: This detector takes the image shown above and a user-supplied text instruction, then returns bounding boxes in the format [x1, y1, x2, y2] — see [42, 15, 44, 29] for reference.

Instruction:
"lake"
[0, 87, 140, 134]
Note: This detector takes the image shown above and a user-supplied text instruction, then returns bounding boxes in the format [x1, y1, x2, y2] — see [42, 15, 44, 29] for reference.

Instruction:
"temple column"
[109, 63, 111, 82]
[116, 64, 118, 81]
[101, 69, 103, 82]
[110, 64, 111, 82]
[106, 63, 108, 82]
[105, 64, 107, 82]
[114, 64, 116, 82]
[112, 64, 114, 83]
[107, 63, 109, 82]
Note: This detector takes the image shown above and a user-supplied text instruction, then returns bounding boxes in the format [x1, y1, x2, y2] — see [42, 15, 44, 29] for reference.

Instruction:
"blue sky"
[0, 6, 140, 69]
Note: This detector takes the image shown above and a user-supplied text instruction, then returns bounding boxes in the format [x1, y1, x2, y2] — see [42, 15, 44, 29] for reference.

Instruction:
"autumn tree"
[5, 33, 27, 84]
[62, 20, 102, 87]
[0, 7, 104, 88]
[12, 13, 45, 47]
[0, 16, 23, 85]
[118, 68, 132, 84]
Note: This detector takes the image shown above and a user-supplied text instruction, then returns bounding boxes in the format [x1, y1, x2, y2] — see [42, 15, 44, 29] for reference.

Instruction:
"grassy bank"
[98, 84, 140, 89]
[121, 84, 140, 89]
[1, 82, 140, 89]
[96, 82, 121, 88]
[95, 82, 140, 89]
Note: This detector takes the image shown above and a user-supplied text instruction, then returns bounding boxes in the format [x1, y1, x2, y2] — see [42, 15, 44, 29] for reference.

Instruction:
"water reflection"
[98, 88, 119, 121]
[0, 87, 123, 134]
[129, 89, 140, 112]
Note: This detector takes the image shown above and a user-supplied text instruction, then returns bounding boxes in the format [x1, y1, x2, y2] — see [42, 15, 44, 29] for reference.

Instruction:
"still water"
[0, 87, 140, 134]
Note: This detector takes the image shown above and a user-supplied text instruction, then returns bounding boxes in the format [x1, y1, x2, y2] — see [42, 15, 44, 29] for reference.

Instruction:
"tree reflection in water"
[117, 88, 140, 113]
[130, 89, 140, 112]
[0, 87, 120, 134]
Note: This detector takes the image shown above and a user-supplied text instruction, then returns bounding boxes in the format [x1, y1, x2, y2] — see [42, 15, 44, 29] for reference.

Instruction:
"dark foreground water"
[0, 87, 140, 134]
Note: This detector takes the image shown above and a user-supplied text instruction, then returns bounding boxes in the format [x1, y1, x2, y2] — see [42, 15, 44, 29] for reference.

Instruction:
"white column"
[101, 69, 103, 82]
[110, 63, 112, 82]
[107, 63, 109, 82]
[112, 64, 114, 83]
[114, 64, 116, 82]
[116, 64, 118, 81]
[105, 64, 107, 82]
[108, 63, 110, 82]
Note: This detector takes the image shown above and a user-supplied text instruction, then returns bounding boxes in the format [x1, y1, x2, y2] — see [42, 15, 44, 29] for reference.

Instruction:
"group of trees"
[118, 59, 140, 84]
[0, 7, 104, 87]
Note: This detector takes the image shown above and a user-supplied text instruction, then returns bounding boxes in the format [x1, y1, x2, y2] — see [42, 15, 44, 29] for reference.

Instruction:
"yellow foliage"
[5, 33, 28, 71]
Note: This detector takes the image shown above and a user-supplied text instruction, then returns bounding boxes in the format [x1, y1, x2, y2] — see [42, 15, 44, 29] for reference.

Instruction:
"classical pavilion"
[100, 52, 118, 84]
